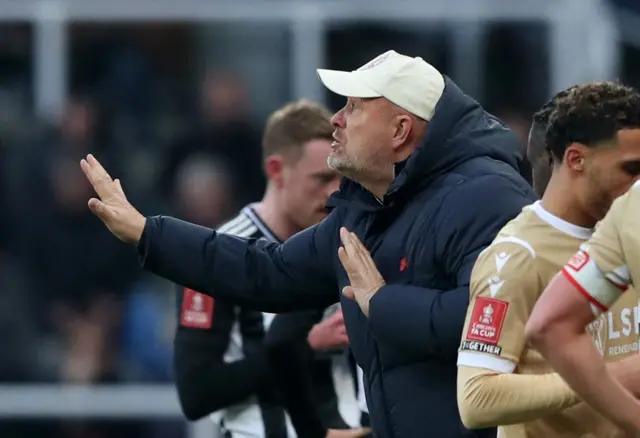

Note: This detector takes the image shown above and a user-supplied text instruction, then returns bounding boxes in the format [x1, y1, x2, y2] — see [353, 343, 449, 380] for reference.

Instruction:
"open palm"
[80, 154, 146, 244]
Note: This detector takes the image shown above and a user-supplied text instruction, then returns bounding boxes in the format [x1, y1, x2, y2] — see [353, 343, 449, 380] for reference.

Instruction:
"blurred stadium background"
[0, 0, 638, 437]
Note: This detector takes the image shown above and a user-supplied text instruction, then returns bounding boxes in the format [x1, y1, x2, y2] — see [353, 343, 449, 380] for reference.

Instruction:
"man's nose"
[331, 108, 345, 128]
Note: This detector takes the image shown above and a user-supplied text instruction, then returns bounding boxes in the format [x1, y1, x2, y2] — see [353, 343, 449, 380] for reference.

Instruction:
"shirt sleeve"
[457, 238, 540, 374]
[173, 287, 269, 420]
[457, 365, 579, 429]
[561, 193, 632, 315]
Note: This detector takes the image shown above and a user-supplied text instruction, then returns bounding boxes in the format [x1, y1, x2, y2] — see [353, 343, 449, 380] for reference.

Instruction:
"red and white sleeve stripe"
[562, 249, 628, 315]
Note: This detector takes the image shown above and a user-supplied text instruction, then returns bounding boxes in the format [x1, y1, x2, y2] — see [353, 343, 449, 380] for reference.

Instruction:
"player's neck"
[540, 173, 597, 229]
[254, 186, 301, 242]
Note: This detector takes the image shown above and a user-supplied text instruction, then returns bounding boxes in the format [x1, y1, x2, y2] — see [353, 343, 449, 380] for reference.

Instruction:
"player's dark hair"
[262, 99, 333, 163]
[528, 86, 578, 161]
[546, 82, 640, 161]
[532, 86, 578, 128]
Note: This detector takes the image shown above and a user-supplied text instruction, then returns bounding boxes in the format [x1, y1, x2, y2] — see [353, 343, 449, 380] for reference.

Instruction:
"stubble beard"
[327, 153, 359, 180]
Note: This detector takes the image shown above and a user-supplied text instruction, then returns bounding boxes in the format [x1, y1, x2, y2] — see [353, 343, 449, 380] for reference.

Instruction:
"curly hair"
[545, 82, 640, 161]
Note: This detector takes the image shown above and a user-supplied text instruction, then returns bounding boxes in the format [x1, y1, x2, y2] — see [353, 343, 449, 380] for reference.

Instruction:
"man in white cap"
[80, 50, 536, 437]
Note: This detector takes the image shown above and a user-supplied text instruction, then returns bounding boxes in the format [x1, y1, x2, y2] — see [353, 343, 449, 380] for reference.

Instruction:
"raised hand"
[80, 154, 146, 244]
[338, 227, 386, 316]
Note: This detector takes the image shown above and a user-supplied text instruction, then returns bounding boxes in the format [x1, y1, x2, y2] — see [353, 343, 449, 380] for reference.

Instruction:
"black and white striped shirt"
[211, 205, 295, 437]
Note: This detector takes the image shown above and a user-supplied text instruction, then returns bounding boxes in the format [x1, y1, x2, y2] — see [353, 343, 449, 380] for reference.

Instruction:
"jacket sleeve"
[173, 289, 269, 421]
[367, 174, 535, 358]
[138, 211, 340, 313]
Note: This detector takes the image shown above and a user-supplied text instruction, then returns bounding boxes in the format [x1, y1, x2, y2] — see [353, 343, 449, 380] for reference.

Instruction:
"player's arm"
[526, 188, 640, 433]
[265, 309, 328, 438]
[367, 174, 536, 358]
[525, 240, 640, 433]
[173, 288, 270, 420]
[457, 241, 582, 429]
[138, 210, 341, 313]
[266, 309, 324, 347]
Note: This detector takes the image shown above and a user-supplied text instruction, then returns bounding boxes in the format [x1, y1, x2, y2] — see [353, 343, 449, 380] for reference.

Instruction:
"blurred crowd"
[0, 46, 271, 438]
[0, 70, 267, 386]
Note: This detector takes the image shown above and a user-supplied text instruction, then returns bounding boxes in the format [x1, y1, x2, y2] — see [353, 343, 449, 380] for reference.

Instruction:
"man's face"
[580, 129, 640, 220]
[281, 139, 341, 230]
[328, 97, 395, 185]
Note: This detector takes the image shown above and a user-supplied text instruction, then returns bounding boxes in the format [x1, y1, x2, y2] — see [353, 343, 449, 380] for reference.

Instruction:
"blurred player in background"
[173, 100, 369, 438]
[525, 86, 576, 197]
[457, 82, 640, 437]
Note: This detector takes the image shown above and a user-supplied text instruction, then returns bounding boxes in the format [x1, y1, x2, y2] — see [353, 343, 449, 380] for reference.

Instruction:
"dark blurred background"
[0, 0, 638, 437]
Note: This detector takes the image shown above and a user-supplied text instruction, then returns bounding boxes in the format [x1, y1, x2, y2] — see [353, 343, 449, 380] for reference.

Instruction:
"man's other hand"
[326, 428, 372, 438]
[338, 228, 386, 316]
[308, 309, 349, 351]
[80, 154, 146, 245]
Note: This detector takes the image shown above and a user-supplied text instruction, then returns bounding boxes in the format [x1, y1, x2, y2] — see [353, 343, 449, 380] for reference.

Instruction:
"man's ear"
[564, 144, 586, 172]
[265, 155, 285, 188]
[392, 114, 413, 150]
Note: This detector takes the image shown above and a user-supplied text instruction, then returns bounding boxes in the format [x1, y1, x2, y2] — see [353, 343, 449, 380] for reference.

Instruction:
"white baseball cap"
[316, 50, 445, 121]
